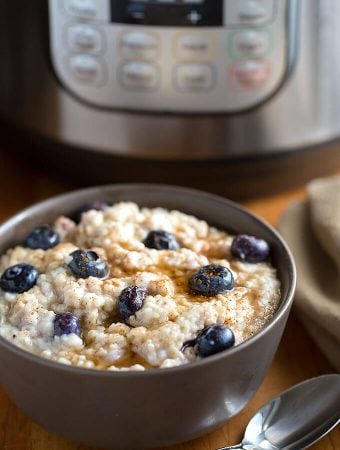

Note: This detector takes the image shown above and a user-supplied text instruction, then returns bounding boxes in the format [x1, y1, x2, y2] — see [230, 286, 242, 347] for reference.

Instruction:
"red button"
[229, 60, 271, 89]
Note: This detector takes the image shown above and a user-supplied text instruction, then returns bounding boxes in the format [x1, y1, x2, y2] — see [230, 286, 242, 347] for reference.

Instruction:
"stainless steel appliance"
[0, 0, 340, 197]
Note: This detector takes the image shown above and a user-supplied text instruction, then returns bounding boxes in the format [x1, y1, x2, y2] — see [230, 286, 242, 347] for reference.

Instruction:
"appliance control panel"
[48, 0, 298, 113]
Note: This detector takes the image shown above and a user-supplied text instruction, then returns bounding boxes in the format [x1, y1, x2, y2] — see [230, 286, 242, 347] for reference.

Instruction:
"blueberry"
[25, 225, 60, 250]
[181, 338, 197, 352]
[189, 264, 234, 296]
[196, 325, 235, 357]
[54, 312, 82, 337]
[0, 263, 38, 294]
[68, 249, 109, 279]
[75, 201, 108, 223]
[144, 231, 180, 250]
[231, 234, 270, 263]
[118, 286, 147, 323]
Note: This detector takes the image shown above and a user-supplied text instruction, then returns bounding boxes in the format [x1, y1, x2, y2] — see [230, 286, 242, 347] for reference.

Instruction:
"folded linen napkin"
[278, 175, 340, 371]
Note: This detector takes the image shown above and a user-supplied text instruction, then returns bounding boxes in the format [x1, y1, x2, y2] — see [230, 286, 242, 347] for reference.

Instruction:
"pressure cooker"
[0, 0, 340, 197]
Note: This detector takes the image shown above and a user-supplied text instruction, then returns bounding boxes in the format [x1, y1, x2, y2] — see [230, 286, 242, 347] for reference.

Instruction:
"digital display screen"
[111, 0, 223, 27]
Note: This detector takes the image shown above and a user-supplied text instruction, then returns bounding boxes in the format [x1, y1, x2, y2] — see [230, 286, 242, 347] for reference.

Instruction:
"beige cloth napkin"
[278, 175, 340, 372]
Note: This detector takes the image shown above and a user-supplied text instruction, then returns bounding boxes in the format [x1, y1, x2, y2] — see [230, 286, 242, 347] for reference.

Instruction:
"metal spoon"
[218, 374, 340, 450]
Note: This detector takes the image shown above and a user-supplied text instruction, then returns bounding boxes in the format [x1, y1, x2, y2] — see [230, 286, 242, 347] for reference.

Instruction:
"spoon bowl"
[219, 374, 340, 450]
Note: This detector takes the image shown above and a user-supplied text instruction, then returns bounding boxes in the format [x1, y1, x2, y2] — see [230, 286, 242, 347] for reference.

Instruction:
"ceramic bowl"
[0, 184, 296, 449]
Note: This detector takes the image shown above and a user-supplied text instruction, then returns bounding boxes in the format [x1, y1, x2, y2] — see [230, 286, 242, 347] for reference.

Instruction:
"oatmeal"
[0, 202, 280, 371]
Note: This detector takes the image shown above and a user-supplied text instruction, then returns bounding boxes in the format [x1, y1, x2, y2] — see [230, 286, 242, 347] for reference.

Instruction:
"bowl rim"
[0, 183, 296, 378]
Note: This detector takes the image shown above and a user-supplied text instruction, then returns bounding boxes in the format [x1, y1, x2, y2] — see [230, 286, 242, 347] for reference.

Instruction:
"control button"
[63, 0, 109, 21]
[119, 32, 159, 60]
[64, 0, 96, 19]
[229, 60, 271, 88]
[239, 1, 267, 21]
[69, 54, 105, 83]
[175, 64, 215, 92]
[230, 30, 271, 58]
[175, 34, 215, 61]
[225, 0, 275, 26]
[120, 62, 160, 91]
[67, 25, 103, 53]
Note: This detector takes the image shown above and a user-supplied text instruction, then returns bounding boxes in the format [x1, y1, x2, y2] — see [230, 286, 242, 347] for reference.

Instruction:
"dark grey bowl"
[0, 184, 296, 449]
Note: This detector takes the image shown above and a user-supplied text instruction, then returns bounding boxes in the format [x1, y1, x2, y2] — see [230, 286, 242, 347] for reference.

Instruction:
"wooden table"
[0, 149, 338, 450]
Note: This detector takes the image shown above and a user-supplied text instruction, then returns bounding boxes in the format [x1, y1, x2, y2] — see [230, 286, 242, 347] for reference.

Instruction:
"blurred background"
[0, 0, 340, 199]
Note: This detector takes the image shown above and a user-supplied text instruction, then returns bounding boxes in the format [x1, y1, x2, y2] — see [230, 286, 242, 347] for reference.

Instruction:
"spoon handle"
[216, 444, 244, 450]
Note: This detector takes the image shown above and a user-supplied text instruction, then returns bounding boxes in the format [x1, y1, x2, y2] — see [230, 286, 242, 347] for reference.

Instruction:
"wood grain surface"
[0, 149, 338, 450]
